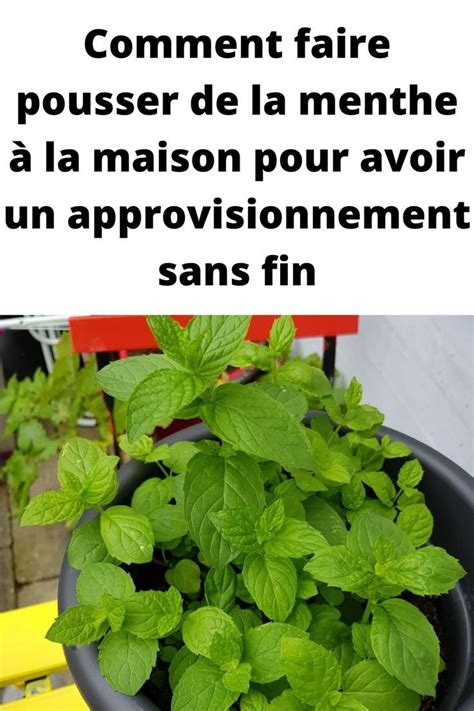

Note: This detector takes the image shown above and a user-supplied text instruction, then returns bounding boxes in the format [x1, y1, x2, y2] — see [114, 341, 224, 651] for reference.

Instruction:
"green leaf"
[68, 520, 117, 570]
[360, 472, 395, 507]
[165, 559, 201, 594]
[184, 451, 265, 568]
[271, 690, 312, 709]
[58, 437, 119, 505]
[97, 353, 176, 400]
[16, 420, 55, 457]
[240, 689, 269, 710]
[230, 342, 273, 370]
[100, 506, 154, 564]
[223, 662, 251, 693]
[148, 504, 189, 543]
[123, 588, 182, 638]
[182, 606, 242, 666]
[371, 599, 439, 696]
[342, 660, 420, 711]
[269, 316, 296, 355]
[127, 370, 209, 441]
[347, 513, 412, 565]
[147, 315, 187, 363]
[333, 695, 368, 711]
[205, 566, 237, 612]
[185, 315, 251, 378]
[201, 383, 313, 472]
[21, 489, 84, 526]
[304, 546, 373, 595]
[344, 406, 384, 433]
[101, 593, 126, 632]
[243, 622, 307, 683]
[163, 441, 200, 474]
[273, 360, 332, 400]
[303, 497, 347, 545]
[119, 434, 154, 461]
[131, 477, 173, 514]
[230, 606, 261, 635]
[380, 437, 411, 459]
[76, 562, 135, 605]
[253, 383, 307, 421]
[344, 378, 363, 409]
[209, 507, 260, 553]
[308, 607, 349, 650]
[396, 504, 433, 546]
[397, 460, 423, 490]
[287, 602, 312, 631]
[257, 499, 286, 543]
[351, 624, 374, 659]
[243, 553, 297, 622]
[281, 636, 341, 705]
[169, 646, 198, 691]
[99, 630, 158, 695]
[171, 657, 239, 711]
[264, 518, 328, 558]
[378, 546, 466, 595]
[46, 605, 108, 645]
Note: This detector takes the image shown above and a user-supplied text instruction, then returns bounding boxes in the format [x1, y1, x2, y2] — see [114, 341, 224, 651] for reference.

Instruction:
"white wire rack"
[0, 315, 95, 427]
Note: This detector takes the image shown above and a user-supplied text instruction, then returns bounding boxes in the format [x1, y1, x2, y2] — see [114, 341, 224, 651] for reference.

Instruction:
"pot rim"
[58, 418, 473, 711]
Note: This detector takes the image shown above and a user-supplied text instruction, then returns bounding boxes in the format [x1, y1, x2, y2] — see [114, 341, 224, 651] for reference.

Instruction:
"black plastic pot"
[59, 420, 473, 711]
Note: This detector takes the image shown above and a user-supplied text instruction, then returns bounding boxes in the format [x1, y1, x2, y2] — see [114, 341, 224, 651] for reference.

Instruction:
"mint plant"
[21, 316, 466, 710]
[0, 333, 112, 513]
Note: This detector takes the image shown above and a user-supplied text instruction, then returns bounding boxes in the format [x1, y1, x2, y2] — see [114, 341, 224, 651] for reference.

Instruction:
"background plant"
[0, 333, 112, 513]
[21, 316, 466, 710]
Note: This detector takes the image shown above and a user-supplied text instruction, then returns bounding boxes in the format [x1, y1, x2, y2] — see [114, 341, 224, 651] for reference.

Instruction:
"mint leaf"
[57, 437, 119, 505]
[286, 602, 312, 631]
[186, 315, 251, 378]
[131, 477, 173, 514]
[68, 519, 117, 570]
[165, 559, 201, 594]
[76, 562, 135, 605]
[342, 660, 420, 711]
[397, 460, 423, 490]
[243, 553, 297, 622]
[184, 451, 265, 568]
[347, 513, 412, 565]
[172, 657, 239, 711]
[240, 689, 269, 710]
[254, 383, 307, 421]
[264, 518, 328, 558]
[182, 606, 242, 666]
[101, 593, 126, 632]
[360, 472, 395, 507]
[127, 370, 209, 441]
[257, 499, 286, 543]
[99, 630, 158, 695]
[100, 506, 154, 564]
[210, 507, 260, 553]
[123, 588, 182, 639]
[147, 504, 189, 543]
[304, 546, 373, 595]
[269, 316, 296, 355]
[243, 622, 307, 683]
[147, 315, 187, 363]
[223, 662, 251, 693]
[97, 353, 176, 401]
[304, 497, 347, 545]
[201, 383, 313, 471]
[378, 546, 466, 595]
[344, 378, 363, 409]
[396, 504, 433, 546]
[205, 566, 237, 612]
[271, 690, 312, 709]
[119, 434, 154, 461]
[21, 489, 84, 526]
[351, 624, 374, 659]
[273, 360, 332, 400]
[169, 646, 198, 691]
[46, 605, 108, 645]
[371, 599, 439, 696]
[281, 636, 341, 705]
[344, 405, 384, 433]
[380, 437, 411, 459]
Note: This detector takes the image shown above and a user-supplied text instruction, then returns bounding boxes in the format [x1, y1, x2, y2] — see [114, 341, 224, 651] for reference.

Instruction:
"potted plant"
[21, 316, 472, 711]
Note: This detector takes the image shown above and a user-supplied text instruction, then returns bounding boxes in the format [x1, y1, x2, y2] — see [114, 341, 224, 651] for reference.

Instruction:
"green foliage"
[0, 333, 112, 513]
[22, 316, 466, 708]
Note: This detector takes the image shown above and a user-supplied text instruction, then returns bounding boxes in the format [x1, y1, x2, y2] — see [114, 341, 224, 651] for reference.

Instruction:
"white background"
[0, 0, 473, 314]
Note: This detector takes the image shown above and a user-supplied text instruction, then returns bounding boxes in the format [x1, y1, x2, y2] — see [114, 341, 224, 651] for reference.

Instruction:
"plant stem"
[327, 425, 341, 445]
[361, 601, 373, 624]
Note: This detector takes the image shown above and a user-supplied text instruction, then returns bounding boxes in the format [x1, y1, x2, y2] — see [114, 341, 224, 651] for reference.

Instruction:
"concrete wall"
[295, 316, 473, 474]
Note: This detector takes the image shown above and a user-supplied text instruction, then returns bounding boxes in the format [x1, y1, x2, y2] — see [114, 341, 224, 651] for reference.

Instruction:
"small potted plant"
[21, 316, 472, 710]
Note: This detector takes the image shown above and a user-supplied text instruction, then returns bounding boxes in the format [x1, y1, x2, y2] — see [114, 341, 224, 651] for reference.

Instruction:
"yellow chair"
[0, 601, 87, 709]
